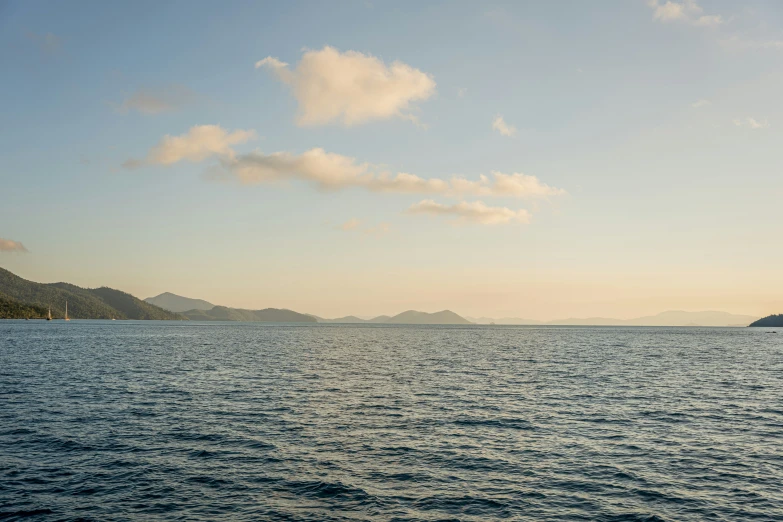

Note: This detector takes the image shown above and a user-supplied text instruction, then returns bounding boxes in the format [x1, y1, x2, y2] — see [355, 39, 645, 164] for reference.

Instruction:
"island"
[749, 314, 783, 327]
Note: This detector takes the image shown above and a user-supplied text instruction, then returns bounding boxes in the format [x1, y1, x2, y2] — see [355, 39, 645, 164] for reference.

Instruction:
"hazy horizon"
[2, 1, 782, 320]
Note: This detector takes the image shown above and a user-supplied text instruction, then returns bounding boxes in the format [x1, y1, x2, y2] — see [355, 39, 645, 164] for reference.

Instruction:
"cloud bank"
[256, 46, 436, 126]
[407, 200, 531, 225]
[0, 238, 28, 253]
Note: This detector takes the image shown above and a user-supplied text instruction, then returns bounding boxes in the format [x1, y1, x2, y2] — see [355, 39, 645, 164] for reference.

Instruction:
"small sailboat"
[47, 306, 52, 321]
[65, 301, 70, 321]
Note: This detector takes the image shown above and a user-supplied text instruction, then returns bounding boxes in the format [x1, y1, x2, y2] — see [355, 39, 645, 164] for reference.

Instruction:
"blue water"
[1, 321, 782, 521]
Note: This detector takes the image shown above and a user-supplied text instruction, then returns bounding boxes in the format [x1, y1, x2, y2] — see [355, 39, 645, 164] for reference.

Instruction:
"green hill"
[182, 305, 316, 322]
[0, 291, 49, 319]
[749, 314, 783, 327]
[0, 267, 182, 320]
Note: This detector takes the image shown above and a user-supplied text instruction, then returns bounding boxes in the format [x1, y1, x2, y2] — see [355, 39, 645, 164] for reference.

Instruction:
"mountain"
[749, 314, 783, 327]
[313, 311, 471, 324]
[468, 316, 542, 325]
[181, 306, 317, 322]
[145, 292, 215, 312]
[384, 310, 472, 325]
[317, 315, 370, 323]
[0, 267, 181, 320]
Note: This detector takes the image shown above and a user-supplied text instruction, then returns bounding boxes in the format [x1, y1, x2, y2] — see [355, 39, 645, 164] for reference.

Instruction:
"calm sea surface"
[1, 321, 782, 521]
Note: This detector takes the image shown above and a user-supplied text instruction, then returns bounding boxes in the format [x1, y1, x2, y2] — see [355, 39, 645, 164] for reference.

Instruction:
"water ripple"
[1, 321, 782, 520]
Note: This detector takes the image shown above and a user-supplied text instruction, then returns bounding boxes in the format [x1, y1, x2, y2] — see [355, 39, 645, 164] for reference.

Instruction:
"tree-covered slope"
[0, 291, 49, 319]
[1, 269, 120, 319]
[0, 267, 182, 320]
[749, 314, 783, 327]
[90, 287, 182, 320]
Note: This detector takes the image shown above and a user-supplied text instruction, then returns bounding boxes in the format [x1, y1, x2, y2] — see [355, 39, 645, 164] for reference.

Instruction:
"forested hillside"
[0, 267, 182, 320]
[0, 291, 49, 319]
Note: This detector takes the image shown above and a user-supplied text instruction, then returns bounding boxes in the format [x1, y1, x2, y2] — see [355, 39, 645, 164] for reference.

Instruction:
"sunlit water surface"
[1, 321, 782, 521]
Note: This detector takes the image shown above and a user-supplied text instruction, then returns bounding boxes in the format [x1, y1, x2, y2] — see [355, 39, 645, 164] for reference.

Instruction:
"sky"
[1, 0, 782, 320]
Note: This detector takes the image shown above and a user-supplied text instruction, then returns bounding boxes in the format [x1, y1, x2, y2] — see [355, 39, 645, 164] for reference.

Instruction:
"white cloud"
[457, 87, 467, 98]
[492, 115, 517, 137]
[218, 148, 564, 199]
[406, 200, 531, 225]
[648, 0, 723, 27]
[256, 46, 436, 126]
[691, 99, 711, 108]
[732, 117, 770, 129]
[116, 86, 195, 115]
[0, 238, 28, 253]
[123, 125, 256, 168]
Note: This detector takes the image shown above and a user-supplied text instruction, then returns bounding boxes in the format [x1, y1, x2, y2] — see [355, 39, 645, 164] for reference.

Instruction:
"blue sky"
[1, 0, 782, 319]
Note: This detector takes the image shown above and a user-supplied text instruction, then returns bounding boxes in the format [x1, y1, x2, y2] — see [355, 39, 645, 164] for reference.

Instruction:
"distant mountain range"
[181, 306, 316, 322]
[313, 310, 471, 325]
[468, 310, 760, 327]
[3, 274, 765, 327]
[147, 292, 472, 324]
[0, 268, 180, 320]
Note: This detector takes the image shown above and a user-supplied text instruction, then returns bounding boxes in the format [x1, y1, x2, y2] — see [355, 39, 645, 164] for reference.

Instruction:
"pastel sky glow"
[1, 0, 782, 319]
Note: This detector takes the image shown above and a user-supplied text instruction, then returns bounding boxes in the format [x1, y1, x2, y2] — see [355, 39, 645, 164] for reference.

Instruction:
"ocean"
[1, 321, 782, 520]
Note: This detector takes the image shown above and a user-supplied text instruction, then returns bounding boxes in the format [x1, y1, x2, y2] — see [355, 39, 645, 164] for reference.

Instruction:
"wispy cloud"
[339, 218, 361, 231]
[732, 117, 770, 129]
[406, 200, 531, 225]
[129, 127, 563, 197]
[26, 31, 61, 54]
[648, 0, 722, 27]
[691, 99, 711, 108]
[128, 126, 564, 226]
[0, 238, 28, 253]
[115, 85, 196, 115]
[218, 148, 564, 199]
[364, 222, 391, 236]
[492, 115, 517, 137]
[722, 36, 783, 51]
[122, 125, 256, 168]
[256, 46, 436, 126]
[338, 219, 391, 236]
